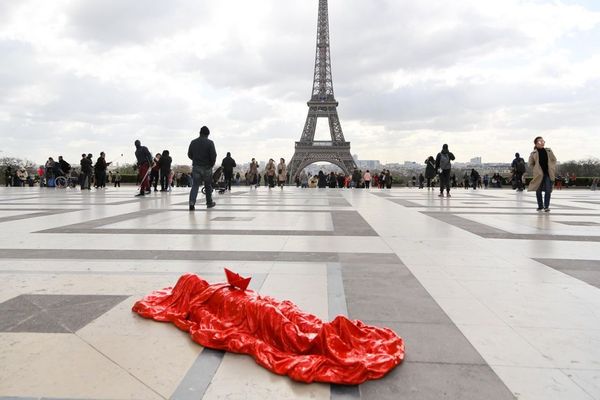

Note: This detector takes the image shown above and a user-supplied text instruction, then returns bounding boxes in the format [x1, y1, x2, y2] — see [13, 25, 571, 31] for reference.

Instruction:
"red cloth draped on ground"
[132, 273, 405, 385]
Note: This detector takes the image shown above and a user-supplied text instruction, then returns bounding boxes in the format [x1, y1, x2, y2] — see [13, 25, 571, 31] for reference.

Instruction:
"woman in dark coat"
[317, 171, 327, 188]
[424, 156, 436, 189]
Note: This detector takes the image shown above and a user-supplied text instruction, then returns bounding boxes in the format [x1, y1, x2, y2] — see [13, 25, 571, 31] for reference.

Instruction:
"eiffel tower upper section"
[298, 0, 348, 144]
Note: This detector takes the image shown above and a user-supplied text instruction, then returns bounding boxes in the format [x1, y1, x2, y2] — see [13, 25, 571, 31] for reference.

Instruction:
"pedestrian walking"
[528, 136, 557, 212]
[363, 170, 372, 189]
[425, 156, 436, 189]
[277, 158, 287, 189]
[511, 152, 526, 191]
[265, 159, 276, 188]
[221, 152, 236, 191]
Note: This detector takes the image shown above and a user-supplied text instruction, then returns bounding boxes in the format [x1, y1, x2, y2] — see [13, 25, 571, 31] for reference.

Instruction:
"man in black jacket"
[94, 152, 110, 188]
[188, 126, 217, 210]
[80, 153, 93, 190]
[435, 144, 456, 197]
[159, 150, 172, 191]
[221, 152, 236, 192]
[58, 156, 71, 176]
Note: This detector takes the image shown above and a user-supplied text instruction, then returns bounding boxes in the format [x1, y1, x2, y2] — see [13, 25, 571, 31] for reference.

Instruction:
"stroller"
[201, 166, 227, 195]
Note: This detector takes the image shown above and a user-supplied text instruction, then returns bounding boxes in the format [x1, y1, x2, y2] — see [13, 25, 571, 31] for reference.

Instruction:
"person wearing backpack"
[511, 152, 526, 191]
[435, 144, 455, 197]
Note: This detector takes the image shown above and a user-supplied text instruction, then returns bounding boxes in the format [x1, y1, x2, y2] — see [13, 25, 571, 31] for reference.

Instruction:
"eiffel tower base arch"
[289, 142, 356, 180]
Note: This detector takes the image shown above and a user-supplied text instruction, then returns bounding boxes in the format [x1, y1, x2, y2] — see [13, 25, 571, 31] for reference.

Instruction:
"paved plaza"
[0, 185, 599, 400]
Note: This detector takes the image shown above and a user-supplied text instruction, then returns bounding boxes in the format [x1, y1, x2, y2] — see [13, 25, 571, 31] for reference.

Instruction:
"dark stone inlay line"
[422, 211, 600, 242]
[210, 216, 255, 221]
[535, 258, 600, 289]
[0, 294, 128, 334]
[170, 348, 225, 400]
[327, 263, 361, 399]
[36, 210, 377, 237]
[0, 209, 81, 224]
[555, 221, 600, 226]
[0, 249, 400, 263]
[47, 228, 348, 236]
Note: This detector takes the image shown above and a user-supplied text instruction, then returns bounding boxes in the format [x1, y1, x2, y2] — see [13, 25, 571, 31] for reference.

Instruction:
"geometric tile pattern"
[1, 187, 599, 400]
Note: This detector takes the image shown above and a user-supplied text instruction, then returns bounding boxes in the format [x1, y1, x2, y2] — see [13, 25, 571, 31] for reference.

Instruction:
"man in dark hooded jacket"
[159, 150, 172, 191]
[435, 144, 456, 197]
[188, 126, 217, 210]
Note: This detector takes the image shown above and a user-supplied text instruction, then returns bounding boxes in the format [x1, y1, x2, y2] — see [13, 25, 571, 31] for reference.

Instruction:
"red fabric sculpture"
[132, 270, 404, 385]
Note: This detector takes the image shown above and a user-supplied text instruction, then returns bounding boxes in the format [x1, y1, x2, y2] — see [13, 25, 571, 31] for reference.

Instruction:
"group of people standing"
[422, 138, 557, 211]
[134, 141, 173, 196]
[245, 158, 288, 189]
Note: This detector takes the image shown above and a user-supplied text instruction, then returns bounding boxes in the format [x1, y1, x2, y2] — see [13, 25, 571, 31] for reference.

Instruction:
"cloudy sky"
[1, 0, 600, 167]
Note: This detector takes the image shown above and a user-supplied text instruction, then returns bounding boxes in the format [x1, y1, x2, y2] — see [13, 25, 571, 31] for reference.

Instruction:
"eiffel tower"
[288, 0, 357, 180]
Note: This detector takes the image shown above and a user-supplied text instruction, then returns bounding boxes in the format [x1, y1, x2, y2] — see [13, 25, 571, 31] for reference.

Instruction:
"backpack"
[439, 153, 451, 170]
[515, 158, 526, 173]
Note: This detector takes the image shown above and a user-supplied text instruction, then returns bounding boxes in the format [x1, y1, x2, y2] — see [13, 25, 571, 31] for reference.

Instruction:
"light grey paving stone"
[359, 362, 516, 400]
[364, 321, 486, 365]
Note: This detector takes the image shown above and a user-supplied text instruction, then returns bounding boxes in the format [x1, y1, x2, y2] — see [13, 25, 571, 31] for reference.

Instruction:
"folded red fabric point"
[224, 267, 251, 291]
[132, 273, 404, 385]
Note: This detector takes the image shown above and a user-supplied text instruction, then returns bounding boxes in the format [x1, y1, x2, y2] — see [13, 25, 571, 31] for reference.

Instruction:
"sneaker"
[206, 202, 216, 209]
[189, 205, 195, 211]
[544, 208, 550, 212]
[135, 192, 145, 197]
[536, 208, 543, 211]
[438, 194, 444, 197]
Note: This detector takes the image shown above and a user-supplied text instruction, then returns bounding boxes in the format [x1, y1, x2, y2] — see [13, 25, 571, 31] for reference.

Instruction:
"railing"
[296, 141, 350, 147]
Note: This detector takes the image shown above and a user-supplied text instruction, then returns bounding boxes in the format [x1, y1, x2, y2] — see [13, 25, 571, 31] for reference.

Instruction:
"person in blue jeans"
[528, 136, 557, 212]
[188, 126, 217, 210]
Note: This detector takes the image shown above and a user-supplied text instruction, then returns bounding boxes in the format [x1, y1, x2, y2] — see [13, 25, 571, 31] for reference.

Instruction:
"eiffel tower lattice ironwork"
[288, 0, 357, 180]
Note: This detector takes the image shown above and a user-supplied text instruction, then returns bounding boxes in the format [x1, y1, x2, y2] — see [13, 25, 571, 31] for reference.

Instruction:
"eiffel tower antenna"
[288, 0, 357, 180]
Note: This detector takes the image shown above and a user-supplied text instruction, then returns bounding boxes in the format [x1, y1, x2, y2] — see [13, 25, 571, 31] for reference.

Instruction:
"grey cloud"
[66, 0, 210, 46]
[341, 78, 600, 131]
[0, 40, 49, 92]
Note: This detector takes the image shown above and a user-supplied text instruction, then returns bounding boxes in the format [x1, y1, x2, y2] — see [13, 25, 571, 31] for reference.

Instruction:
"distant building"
[469, 157, 482, 165]
[353, 154, 381, 170]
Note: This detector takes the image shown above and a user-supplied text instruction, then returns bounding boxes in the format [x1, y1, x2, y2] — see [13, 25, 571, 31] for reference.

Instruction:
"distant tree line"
[557, 158, 600, 177]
